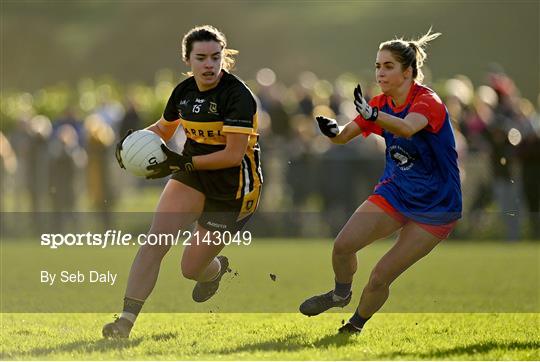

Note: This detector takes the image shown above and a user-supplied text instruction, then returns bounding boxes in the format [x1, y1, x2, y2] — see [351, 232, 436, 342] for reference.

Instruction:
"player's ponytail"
[408, 29, 441, 82]
[379, 28, 441, 83]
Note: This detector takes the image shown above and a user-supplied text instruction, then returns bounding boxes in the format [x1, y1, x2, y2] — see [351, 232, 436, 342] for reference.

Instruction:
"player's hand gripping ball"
[116, 129, 167, 177]
[145, 144, 194, 179]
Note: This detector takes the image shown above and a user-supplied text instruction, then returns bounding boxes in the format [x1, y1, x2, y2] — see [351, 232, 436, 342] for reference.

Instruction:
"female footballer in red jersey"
[300, 30, 462, 333]
[104, 25, 262, 338]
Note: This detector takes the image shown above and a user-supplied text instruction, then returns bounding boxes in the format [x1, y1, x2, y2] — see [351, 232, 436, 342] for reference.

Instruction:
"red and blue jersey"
[354, 82, 462, 225]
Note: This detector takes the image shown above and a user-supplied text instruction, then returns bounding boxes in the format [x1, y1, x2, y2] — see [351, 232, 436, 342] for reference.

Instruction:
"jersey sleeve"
[409, 92, 446, 133]
[352, 96, 384, 137]
[222, 85, 257, 135]
[162, 85, 181, 122]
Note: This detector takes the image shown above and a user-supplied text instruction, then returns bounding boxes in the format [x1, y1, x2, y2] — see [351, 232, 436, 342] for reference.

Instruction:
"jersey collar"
[386, 81, 420, 113]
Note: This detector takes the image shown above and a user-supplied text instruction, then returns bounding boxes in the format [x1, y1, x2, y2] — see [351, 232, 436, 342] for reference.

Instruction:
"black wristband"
[367, 107, 378, 122]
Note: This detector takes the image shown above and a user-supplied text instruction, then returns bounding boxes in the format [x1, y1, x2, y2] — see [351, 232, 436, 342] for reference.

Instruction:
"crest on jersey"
[209, 102, 218, 114]
[389, 145, 415, 171]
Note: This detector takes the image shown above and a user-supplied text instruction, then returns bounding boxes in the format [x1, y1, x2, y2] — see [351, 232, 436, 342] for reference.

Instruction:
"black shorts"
[171, 171, 261, 233]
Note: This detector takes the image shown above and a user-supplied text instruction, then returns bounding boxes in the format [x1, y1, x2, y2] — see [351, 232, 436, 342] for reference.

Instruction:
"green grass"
[1, 313, 538, 360]
[1, 239, 538, 312]
[1, 239, 539, 359]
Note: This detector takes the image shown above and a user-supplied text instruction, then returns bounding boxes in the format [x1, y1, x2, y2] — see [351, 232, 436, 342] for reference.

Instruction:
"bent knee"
[333, 239, 357, 255]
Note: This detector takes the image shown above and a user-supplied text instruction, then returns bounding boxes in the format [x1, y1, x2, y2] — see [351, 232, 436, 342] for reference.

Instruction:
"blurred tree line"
[1, 1, 538, 100]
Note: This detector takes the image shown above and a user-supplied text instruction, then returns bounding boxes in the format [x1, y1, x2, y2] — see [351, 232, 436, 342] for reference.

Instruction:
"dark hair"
[181, 25, 238, 71]
[379, 28, 441, 83]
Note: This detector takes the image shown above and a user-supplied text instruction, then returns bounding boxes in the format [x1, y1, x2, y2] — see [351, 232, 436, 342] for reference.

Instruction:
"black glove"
[146, 144, 194, 179]
[316, 116, 339, 138]
[115, 129, 133, 169]
[353, 84, 378, 121]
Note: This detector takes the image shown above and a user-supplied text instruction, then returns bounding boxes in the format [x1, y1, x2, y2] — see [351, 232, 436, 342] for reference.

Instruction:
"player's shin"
[357, 283, 390, 318]
[331, 248, 357, 291]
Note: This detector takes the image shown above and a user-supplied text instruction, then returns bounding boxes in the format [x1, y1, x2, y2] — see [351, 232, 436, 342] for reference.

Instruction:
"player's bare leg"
[300, 200, 402, 316]
[181, 224, 230, 302]
[103, 179, 204, 338]
[125, 181, 204, 299]
[340, 222, 442, 333]
[332, 200, 403, 284]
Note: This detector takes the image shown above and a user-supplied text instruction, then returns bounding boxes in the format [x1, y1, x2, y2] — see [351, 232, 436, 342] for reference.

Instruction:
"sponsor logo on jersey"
[180, 120, 227, 145]
[183, 127, 223, 137]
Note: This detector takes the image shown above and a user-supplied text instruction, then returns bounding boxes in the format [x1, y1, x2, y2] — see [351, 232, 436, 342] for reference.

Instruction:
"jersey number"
[192, 104, 201, 113]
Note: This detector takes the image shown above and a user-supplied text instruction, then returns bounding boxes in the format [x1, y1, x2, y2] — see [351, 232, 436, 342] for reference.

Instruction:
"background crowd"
[1, 65, 539, 241]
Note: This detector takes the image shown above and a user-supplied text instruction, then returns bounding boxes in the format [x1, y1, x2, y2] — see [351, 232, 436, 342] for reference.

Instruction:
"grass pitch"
[1, 239, 538, 360]
[1, 313, 538, 360]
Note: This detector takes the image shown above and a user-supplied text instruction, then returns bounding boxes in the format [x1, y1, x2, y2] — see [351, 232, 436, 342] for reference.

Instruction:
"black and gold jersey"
[163, 70, 263, 200]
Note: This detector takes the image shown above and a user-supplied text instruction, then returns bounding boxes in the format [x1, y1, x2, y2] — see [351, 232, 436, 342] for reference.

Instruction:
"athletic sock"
[120, 297, 144, 324]
[333, 280, 352, 299]
[349, 309, 371, 329]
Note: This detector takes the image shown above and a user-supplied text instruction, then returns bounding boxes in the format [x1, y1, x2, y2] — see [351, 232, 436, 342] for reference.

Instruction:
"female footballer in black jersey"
[104, 25, 262, 338]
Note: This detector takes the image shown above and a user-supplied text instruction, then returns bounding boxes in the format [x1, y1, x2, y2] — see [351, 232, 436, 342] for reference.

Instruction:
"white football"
[120, 130, 166, 177]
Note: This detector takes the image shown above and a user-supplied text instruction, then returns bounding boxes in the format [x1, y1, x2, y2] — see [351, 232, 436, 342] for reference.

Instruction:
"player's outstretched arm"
[315, 116, 361, 145]
[375, 112, 428, 138]
[331, 121, 362, 145]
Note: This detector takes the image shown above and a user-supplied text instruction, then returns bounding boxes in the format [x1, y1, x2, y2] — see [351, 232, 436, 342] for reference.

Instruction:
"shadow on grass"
[215, 331, 358, 354]
[312, 332, 360, 348]
[150, 332, 179, 342]
[383, 340, 540, 359]
[6, 331, 184, 359]
[19, 337, 144, 358]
